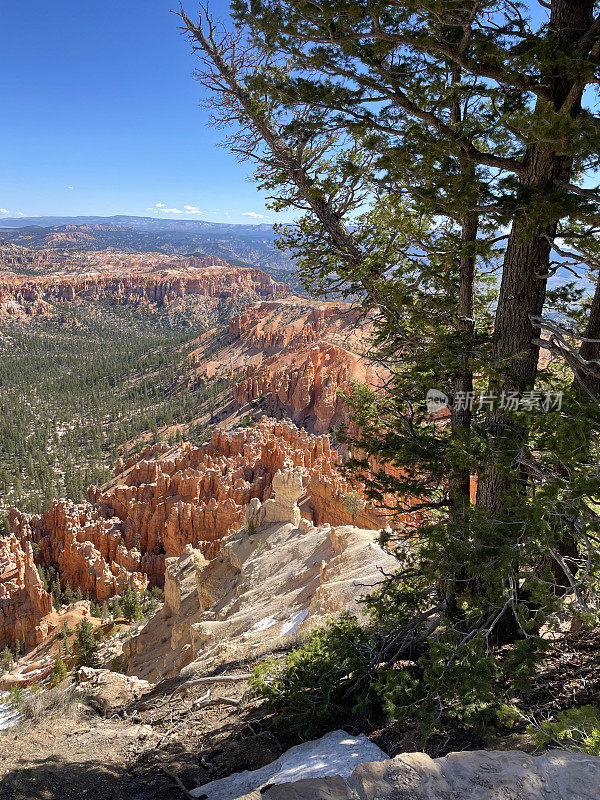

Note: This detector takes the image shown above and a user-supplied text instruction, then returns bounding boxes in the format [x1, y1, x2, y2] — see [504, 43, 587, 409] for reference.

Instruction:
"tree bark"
[476, 0, 595, 515]
[449, 211, 478, 515]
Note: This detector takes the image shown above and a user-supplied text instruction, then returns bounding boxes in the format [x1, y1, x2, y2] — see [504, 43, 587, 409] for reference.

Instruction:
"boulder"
[190, 730, 387, 799]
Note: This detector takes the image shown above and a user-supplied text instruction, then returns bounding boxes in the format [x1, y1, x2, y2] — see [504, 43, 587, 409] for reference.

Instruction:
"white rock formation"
[245, 464, 305, 529]
[189, 730, 387, 799]
[124, 515, 397, 682]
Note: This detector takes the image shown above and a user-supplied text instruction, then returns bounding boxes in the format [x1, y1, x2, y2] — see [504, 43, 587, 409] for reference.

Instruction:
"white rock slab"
[190, 729, 388, 799]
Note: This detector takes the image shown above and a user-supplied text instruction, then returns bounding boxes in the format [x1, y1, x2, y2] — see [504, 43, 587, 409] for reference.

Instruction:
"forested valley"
[0, 302, 230, 520]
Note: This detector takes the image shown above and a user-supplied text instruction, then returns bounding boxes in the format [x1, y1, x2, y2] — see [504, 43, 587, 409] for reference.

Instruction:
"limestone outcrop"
[245, 463, 306, 529]
[189, 298, 385, 434]
[190, 730, 388, 800]
[124, 491, 398, 681]
[8, 502, 151, 602]
[0, 535, 53, 649]
[233, 343, 364, 434]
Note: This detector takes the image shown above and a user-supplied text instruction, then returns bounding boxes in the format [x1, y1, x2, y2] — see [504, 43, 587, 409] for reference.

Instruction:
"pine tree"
[74, 619, 99, 669]
[60, 621, 72, 656]
[111, 597, 123, 619]
[51, 579, 62, 611]
[121, 586, 143, 622]
[0, 646, 14, 672]
[50, 656, 67, 686]
[63, 580, 74, 605]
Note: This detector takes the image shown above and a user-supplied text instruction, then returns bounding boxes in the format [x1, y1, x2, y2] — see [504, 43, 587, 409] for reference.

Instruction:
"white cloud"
[183, 205, 202, 214]
[67, 186, 73, 190]
[0, 209, 8, 214]
[242, 211, 268, 219]
[147, 203, 185, 214]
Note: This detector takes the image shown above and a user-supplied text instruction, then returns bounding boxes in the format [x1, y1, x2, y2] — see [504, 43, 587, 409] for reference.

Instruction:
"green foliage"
[251, 609, 519, 742]
[110, 597, 123, 619]
[150, 586, 164, 601]
[528, 706, 600, 756]
[0, 646, 14, 672]
[0, 304, 236, 512]
[121, 586, 143, 622]
[250, 614, 378, 738]
[50, 656, 68, 687]
[8, 684, 23, 709]
[59, 621, 72, 656]
[74, 619, 99, 669]
[341, 492, 366, 525]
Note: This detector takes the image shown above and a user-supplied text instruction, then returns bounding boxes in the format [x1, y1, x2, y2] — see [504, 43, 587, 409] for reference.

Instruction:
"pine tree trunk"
[476, 0, 595, 516]
[449, 211, 478, 515]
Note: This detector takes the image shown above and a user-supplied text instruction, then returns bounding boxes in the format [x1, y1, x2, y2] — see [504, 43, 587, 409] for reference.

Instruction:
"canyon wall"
[190, 299, 385, 434]
[0, 261, 287, 319]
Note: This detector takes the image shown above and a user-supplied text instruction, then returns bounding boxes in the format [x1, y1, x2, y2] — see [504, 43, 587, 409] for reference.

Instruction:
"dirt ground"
[0, 662, 283, 800]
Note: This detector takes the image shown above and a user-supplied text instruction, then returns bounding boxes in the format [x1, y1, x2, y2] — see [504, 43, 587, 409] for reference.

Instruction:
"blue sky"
[0, 0, 280, 223]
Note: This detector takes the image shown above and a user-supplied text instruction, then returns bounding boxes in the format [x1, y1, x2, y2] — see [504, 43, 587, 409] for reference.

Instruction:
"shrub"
[50, 656, 68, 686]
[21, 686, 79, 722]
[528, 706, 600, 756]
[250, 613, 378, 739]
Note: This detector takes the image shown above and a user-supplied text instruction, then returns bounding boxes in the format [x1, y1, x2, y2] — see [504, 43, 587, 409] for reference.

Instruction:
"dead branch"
[161, 765, 195, 799]
[169, 673, 251, 700]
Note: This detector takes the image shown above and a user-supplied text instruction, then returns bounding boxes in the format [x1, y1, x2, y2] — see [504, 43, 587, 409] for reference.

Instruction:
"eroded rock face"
[0, 258, 287, 319]
[9, 419, 383, 602]
[233, 343, 363, 434]
[189, 299, 385, 435]
[125, 509, 399, 682]
[245, 463, 305, 528]
[0, 535, 53, 649]
[8, 502, 151, 602]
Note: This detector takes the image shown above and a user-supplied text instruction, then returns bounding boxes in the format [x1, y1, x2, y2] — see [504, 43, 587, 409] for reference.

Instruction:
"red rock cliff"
[0, 261, 288, 318]
[0, 535, 53, 649]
